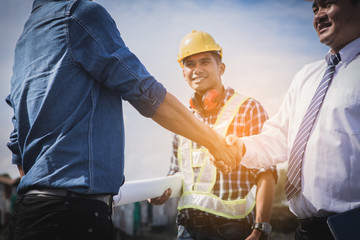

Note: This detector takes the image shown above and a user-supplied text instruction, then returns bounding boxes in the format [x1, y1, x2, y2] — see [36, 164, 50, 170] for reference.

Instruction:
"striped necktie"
[285, 53, 341, 201]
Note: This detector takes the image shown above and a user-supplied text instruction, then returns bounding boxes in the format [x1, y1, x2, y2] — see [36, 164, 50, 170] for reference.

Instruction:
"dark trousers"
[9, 194, 113, 240]
[295, 217, 334, 240]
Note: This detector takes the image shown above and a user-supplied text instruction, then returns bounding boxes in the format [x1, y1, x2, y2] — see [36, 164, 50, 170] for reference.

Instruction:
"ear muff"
[189, 89, 220, 112]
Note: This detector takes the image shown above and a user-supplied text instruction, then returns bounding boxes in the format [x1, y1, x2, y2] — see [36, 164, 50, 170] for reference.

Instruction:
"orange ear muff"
[203, 89, 219, 111]
[189, 89, 220, 112]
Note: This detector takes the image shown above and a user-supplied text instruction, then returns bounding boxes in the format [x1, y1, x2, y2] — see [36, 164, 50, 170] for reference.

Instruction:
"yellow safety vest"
[177, 93, 256, 219]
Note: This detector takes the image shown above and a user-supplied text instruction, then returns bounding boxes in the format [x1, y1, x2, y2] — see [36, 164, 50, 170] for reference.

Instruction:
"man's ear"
[219, 62, 225, 76]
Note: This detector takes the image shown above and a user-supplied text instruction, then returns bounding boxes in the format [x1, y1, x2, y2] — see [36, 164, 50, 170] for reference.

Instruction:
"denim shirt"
[6, 0, 166, 194]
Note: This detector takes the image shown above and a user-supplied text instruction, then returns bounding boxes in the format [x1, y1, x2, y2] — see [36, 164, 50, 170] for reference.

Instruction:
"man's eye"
[325, 0, 335, 7]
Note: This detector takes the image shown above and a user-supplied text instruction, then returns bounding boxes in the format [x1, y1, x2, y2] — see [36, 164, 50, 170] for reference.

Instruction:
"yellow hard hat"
[177, 30, 222, 67]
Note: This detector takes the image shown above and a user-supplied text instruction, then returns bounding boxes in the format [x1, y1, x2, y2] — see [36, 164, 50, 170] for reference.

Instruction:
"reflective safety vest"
[177, 93, 257, 219]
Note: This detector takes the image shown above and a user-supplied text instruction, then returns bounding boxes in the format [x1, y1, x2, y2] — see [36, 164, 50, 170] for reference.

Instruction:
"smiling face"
[182, 52, 225, 94]
[312, 0, 360, 53]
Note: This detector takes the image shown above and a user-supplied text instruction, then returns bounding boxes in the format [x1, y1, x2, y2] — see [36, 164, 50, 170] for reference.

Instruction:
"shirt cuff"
[12, 153, 22, 165]
[241, 136, 261, 169]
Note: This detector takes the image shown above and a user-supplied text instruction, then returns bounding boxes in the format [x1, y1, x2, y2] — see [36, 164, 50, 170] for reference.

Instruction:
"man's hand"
[226, 134, 244, 167]
[245, 229, 265, 240]
[147, 188, 172, 205]
[209, 134, 244, 174]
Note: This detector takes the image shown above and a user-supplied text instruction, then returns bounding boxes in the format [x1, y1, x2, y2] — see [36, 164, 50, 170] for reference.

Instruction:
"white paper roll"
[113, 174, 182, 206]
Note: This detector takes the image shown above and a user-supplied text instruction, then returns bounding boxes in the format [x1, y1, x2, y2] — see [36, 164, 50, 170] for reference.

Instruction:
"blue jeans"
[9, 194, 113, 240]
[177, 222, 253, 240]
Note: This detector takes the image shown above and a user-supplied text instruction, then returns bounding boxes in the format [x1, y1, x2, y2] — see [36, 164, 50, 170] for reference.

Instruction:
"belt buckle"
[102, 195, 113, 207]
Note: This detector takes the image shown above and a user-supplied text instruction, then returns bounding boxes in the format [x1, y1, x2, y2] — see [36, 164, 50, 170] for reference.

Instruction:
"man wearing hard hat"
[150, 30, 277, 240]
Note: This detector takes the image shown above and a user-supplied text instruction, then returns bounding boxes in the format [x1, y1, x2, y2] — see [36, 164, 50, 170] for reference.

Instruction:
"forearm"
[241, 90, 291, 169]
[152, 92, 220, 154]
[255, 171, 276, 222]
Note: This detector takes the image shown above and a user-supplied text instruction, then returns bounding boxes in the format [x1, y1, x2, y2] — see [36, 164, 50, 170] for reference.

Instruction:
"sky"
[0, 0, 328, 181]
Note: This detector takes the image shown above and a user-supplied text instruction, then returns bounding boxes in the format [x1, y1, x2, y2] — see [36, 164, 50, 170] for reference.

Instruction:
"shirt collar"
[32, 0, 78, 13]
[326, 37, 360, 67]
[32, 0, 55, 12]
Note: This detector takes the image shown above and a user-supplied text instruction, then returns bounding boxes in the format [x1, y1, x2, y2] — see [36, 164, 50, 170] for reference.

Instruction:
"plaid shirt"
[169, 87, 277, 223]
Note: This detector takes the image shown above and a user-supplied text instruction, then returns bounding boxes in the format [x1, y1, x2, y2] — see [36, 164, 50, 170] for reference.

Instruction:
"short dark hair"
[209, 51, 222, 65]
[351, 0, 360, 4]
[182, 51, 222, 66]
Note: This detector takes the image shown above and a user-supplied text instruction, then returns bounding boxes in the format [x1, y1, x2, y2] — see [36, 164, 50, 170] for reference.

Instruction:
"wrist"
[205, 128, 222, 155]
[251, 222, 272, 235]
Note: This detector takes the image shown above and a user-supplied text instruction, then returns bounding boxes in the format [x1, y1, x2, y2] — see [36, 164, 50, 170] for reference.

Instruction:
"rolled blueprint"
[113, 173, 182, 206]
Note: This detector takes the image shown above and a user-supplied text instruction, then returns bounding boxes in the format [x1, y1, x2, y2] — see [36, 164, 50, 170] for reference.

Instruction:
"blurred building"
[112, 197, 179, 237]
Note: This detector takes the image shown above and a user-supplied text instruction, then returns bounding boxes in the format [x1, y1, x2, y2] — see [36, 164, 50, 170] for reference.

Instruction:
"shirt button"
[94, 212, 99, 217]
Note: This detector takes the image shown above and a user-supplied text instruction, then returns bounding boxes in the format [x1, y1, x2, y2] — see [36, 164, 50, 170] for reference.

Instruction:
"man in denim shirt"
[6, 0, 240, 239]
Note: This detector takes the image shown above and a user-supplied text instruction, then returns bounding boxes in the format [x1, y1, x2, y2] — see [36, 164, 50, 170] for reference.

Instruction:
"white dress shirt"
[241, 37, 360, 218]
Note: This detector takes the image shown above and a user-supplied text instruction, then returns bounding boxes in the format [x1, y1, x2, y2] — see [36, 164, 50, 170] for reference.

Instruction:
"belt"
[298, 216, 329, 231]
[24, 189, 113, 206]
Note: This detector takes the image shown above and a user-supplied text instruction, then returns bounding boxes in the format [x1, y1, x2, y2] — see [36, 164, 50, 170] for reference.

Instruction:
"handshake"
[209, 134, 245, 174]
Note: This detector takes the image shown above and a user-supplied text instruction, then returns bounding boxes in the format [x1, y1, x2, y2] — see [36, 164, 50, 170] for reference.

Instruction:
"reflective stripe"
[214, 93, 249, 136]
[178, 93, 256, 219]
[178, 185, 256, 219]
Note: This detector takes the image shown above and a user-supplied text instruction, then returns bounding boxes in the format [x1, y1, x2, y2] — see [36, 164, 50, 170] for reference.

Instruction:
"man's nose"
[314, 8, 327, 24]
[193, 65, 204, 75]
